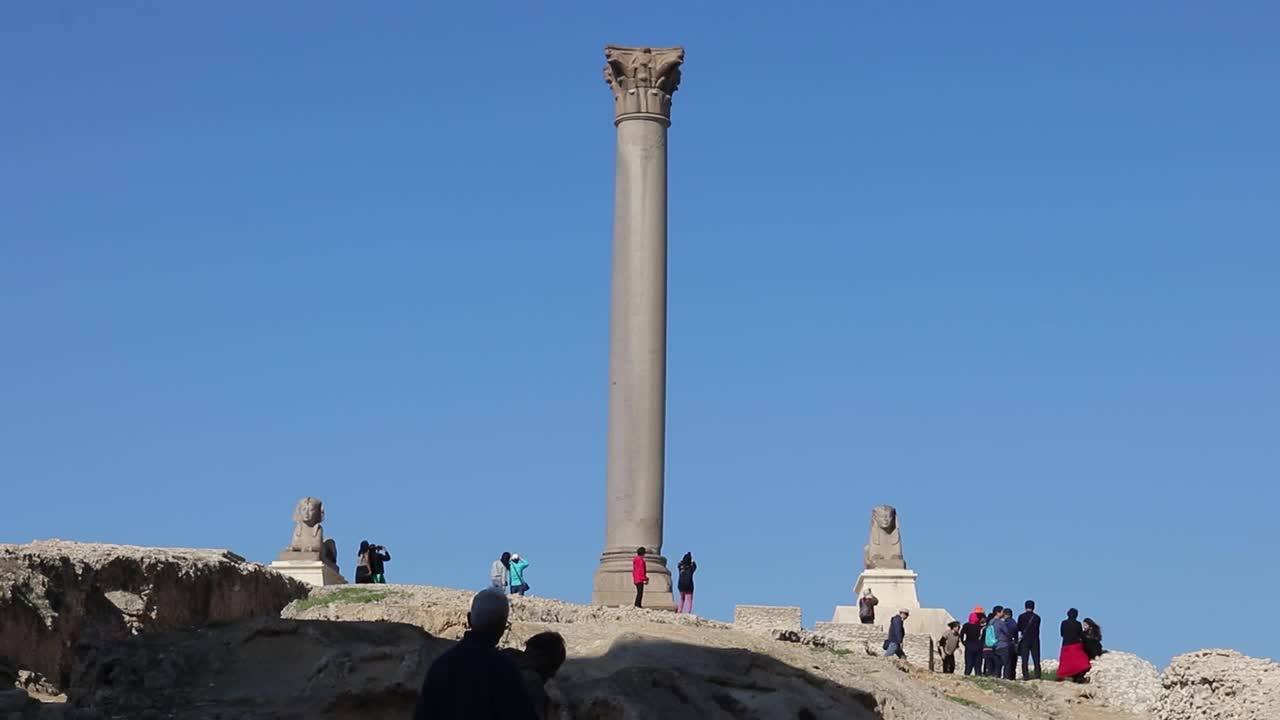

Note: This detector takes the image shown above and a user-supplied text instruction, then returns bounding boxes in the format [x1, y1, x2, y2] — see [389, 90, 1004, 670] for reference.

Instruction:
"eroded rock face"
[0, 540, 309, 688]
[1154, 649, 1280, 720]
[64, 618, 441, 720]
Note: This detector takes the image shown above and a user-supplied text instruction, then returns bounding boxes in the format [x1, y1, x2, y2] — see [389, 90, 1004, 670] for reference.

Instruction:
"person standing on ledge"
[1018, 600, 1042, 680]
[858, 588, 879, 625]
[508, 553, 530, 596]
[1059, 608, 1091, 683]
[961, 608, 985, 676]
[412, 589, 537, 719]
[676, 552, 696, 613]
[997, 607, 1018, 680]
[491, 552, 511, 592]
[632, 547, 649, 608]
[938, 621, 962, 673]
[366, 543, 391, 584]
[355, 540, 373, 584]
[883, 609, 908, 659]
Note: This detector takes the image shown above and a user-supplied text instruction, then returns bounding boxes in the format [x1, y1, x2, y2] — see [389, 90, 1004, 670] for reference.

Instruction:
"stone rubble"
[1152, 649, 1280, 720]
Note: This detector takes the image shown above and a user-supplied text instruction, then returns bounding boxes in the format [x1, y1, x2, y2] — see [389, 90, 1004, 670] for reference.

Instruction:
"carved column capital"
[604, 45, 684, 124]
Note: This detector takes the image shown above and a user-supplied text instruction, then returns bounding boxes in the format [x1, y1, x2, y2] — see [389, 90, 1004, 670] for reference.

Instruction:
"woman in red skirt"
[1058, 608, 1091, 682]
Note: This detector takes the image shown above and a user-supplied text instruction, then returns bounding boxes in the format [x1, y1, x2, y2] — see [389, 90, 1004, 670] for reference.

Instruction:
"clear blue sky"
[3, 2, 1276, 669]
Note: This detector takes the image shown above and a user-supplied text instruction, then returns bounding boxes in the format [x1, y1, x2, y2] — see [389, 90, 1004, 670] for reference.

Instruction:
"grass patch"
[946, 694, 982, 708]
[294, 586, 389, 612]
[962, 675, 1041, 699]
[829, 648, 852, 657]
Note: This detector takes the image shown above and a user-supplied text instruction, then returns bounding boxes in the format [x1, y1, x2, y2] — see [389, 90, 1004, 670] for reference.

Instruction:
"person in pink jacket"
[632, 547, 649, 608]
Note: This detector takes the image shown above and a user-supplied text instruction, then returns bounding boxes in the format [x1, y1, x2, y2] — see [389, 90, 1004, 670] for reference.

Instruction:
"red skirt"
[1059, 642, 1092, 677]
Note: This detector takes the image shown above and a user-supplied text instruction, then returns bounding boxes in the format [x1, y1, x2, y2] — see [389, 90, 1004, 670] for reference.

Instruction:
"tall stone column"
[592, 45, 684, 609]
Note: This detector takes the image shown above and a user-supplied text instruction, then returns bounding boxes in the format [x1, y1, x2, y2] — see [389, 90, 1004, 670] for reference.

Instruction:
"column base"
[591, 548, 675, 610]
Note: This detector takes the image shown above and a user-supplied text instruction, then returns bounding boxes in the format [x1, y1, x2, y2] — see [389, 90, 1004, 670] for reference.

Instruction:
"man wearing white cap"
[412, 589, 538, 719]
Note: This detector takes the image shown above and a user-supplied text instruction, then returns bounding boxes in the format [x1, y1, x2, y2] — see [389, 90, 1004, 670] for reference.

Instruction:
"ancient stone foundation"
[814, 621, 935, 672]
[733, 605, 802, 635]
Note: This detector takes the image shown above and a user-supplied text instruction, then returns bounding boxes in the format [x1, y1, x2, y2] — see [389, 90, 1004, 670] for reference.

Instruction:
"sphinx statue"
[280, 496, 338, 568]
[863, 505, 907, 570]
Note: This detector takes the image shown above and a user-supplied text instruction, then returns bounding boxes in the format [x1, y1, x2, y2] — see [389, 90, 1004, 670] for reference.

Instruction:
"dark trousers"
[1020, 641, 1042, 680]
[982, 649, 995, 675]
[634, 582, 644, 608]
[1005, 645, 1017, 679]
[942, 653, 956, 673]
[995, 646, 1012, 678]
[964, 647, 982, 676]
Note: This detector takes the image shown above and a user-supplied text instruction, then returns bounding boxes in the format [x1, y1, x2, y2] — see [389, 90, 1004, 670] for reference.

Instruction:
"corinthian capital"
[604, 45, 684, 123]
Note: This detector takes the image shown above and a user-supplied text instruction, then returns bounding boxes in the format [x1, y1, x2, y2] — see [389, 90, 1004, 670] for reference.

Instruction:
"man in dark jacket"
[412, 589, 538, 720]
[1002, 607, 1020, 679]
[1017, 600, 1042, 680]
[883, 610, 908, 659]
[994, 607, 1017, 679]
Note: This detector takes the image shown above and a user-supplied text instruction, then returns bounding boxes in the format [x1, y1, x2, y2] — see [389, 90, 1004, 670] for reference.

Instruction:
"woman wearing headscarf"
[490, 551, 511, 591]
[355, 540, 372, 584]
[1058, 608, 1091, 682]
[960, 607, 986, 676]
[676, 552, 697, 613]
[1082, 618, 1105, 660]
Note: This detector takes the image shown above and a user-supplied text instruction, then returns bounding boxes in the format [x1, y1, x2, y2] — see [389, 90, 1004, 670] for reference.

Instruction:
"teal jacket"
[509, 558, 529, 587]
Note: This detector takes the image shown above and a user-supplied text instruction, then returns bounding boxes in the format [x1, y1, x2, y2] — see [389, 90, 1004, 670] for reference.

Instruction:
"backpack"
[983, 622, 998, 648]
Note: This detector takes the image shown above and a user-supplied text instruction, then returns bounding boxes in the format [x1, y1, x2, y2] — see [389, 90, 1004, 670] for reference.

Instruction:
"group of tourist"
[865, 591, 1106, 682]
[490, 552, 532, 596]
[413, 589, 565, 720]
[353, 540, 391, 584]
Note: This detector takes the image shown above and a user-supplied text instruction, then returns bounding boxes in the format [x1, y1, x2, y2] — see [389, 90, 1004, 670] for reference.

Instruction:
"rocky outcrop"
[286, 585, 989, 719]
[1153, 649, 1280, 720]
[0, 540, 309, 688]
[59, 617, 442, 720]
[1083, 651, 1161, 715]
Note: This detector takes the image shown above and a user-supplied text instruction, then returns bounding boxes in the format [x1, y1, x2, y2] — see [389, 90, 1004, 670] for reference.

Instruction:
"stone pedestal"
[831, 569, 954, 649]
[591, 45, 684, 612]
[269, 560, 346, 587]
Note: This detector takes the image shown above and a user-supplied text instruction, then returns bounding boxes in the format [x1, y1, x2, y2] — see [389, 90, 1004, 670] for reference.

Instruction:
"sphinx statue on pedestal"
[280, 496, 338, 568]
[863, 505, 907, 570]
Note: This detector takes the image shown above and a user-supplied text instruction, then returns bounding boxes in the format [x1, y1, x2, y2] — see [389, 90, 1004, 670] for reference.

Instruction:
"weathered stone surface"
[1153, 649, 1280, 720]
[814, 621, 935, 672]
[603, 45, 683, 120]
[288, 585, 989, 719]
[864, 505, 907, 570]
[60, 617, 439, 720]
[279, 496, 338, 567]
[0, 540, 309, 688]
[1083, 651, 1161, 715]
[732, 605, 802, 635]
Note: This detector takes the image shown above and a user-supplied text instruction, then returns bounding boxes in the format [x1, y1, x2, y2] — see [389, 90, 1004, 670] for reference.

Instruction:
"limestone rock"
[1153, 649, 1280, 720]
[62, 617, 440, 720]
[0, 540, 309, 689]
[1085, 651, 1161, 715]
[287, 584, 992, 719]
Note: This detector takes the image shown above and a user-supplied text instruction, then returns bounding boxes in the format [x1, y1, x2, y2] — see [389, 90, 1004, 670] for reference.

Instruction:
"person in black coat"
[1017, 600, 1042, 680]
[1082, 618, 1105, 660]
[412, 590, 538, 720]
[676, 552, 697, 614]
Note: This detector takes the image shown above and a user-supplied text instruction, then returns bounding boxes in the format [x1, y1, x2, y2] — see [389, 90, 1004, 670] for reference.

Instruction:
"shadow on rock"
[27, 619, 884, 720]
[554, 635, 881, 720]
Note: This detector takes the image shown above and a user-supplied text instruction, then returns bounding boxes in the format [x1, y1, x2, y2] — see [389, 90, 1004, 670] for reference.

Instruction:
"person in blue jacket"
[508, 553, 530, 596]
[883, 609, 908, 658]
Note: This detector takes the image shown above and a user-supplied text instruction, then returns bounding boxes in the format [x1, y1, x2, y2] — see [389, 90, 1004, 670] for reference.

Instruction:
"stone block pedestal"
[830, 568, 956, 654]
[269, 560, 346, 587]
[592, 551, 675, 610]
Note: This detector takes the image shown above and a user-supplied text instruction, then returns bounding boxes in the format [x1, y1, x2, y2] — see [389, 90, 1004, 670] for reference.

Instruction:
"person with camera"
[356, 540, 392, 584]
